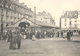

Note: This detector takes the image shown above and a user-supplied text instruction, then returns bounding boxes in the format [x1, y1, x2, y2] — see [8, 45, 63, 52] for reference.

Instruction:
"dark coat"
[67, 32, 71, 39]
[9, 32, 21, 49]
[12, 33, 21, 43]
[6, 31, 12, 42]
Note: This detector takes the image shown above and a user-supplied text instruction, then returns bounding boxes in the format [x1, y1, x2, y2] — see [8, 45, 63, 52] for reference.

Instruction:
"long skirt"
[67, 36, 70, 40]
[32, 35, 36, 41]
[9, 41, 17, 49]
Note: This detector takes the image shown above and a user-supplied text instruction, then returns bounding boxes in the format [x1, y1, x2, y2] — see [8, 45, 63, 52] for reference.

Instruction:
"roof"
[25, 17, 54, 27]
[2, 0, 32, 11]
[13, 17, 55, 28]
[61, 27, 79, 30]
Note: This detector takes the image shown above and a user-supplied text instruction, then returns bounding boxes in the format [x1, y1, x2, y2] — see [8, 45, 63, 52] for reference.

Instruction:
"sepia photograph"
[0, 0, 80, 56]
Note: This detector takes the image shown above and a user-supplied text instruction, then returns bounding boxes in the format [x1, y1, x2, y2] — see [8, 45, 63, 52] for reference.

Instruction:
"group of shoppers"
[0, 28, 75, 50]
[57, 30, 73, 41]
[35, 31, 54, 39]
[1, 29, 22, 50]
[66, 30, 73, 41]
[20, 30, 55, 39]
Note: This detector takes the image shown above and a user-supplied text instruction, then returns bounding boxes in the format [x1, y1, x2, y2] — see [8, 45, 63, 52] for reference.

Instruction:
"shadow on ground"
[73, 41, 80, 43]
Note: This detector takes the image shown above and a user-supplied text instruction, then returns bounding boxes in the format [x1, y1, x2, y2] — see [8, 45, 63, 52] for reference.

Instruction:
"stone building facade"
[0, 0, 55, 33]
[36, 11, 55, 25]
[61, 11, 79, 30]
[0, 0, 33, 28]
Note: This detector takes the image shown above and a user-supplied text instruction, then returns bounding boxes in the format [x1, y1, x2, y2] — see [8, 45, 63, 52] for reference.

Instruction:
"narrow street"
[0, 34, 80, 56]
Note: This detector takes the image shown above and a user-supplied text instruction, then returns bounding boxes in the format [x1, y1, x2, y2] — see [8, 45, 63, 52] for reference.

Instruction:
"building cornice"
[0, 0, 33, 15]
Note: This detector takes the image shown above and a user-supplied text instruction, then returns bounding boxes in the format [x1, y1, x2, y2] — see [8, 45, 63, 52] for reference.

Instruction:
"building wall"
[0, 0, 34, 28]
[61, 17, 79, 30]
[36, 11, 55, 25]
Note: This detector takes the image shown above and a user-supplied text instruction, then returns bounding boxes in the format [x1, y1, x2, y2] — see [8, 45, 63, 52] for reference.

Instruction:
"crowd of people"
[0, 28, 79, 50]
[0, 29, 75, 41]
[0, 29, 55, 50]
[65, 30, 73, 41]
[20, 30, 55, 39]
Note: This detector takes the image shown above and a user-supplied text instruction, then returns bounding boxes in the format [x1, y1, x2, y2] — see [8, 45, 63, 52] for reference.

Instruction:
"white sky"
[19, 0, 80, 26]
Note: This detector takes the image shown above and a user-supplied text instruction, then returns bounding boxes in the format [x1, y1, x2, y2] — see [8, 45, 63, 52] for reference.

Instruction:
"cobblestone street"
[0, 34, 80, 56]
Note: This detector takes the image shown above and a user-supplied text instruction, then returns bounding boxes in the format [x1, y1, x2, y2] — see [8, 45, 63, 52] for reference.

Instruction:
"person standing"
[57, 32, 59, 37]
[78, 30, 80, 34]
[30, 32, 33, 39]
[61, 31, 63, 38]
[71, 31, 73, 37]
[52, 32, 54, 37]
[16, 31, 22, 49]
[44, 31, 46, 38]
[6, 30, 10, 42]
[67, 30, 71, 41]
[9, 29, 21, 49]
[46, 31, 49, 38]
[32, 32, 36, 41]
[9, 30, 13, 49]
